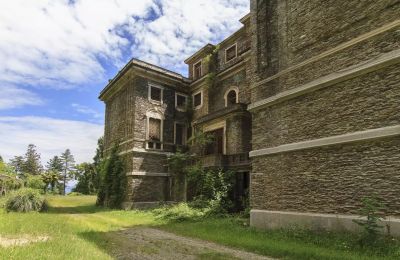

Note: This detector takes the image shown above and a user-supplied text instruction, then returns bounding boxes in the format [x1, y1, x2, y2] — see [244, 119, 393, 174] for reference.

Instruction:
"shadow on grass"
[47, 204, 111, 214]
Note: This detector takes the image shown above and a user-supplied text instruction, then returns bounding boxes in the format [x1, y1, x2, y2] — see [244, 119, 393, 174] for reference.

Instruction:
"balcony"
[198, 152, 250, 169]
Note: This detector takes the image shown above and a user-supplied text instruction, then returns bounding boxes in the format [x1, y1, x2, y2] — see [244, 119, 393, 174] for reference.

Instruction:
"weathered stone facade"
[100, 16, 252, 208]
[249, 0, 400, 233]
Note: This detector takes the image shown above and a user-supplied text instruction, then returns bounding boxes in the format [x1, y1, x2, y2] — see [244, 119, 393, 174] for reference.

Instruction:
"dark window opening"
[194, 61, 202, 79]
[225, 44, 237, 62]
[150, 86, 162, 102]
[176, 94, 186, 108]
[175, 123, 185, 146]
[193, 92, 202, 107]
[205, 128, 224, 155]
[227, 90, 237, 106]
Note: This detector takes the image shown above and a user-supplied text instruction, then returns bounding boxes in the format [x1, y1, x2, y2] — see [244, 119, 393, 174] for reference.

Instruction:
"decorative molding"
[249, 125, 400, 158]
[119, 148, 173, 156]
[126, 171, 170, 177]
[252, 19, 400, 89]
[248, 49, 400, 112]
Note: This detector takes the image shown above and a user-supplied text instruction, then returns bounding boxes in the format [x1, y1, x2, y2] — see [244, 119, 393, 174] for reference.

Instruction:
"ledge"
[249, 125, 400, 158]
[249, 49, 400, 112]
[251, 19, 400, 90]
[126, 171, 170, 177]
[194, 103, 248, 125]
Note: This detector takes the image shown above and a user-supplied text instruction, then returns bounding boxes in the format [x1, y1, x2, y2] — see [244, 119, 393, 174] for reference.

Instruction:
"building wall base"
[250, 209, 400, 236]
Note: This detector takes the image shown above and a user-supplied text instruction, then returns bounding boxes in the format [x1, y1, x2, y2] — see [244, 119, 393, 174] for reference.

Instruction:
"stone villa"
[100, 0, 400, 233]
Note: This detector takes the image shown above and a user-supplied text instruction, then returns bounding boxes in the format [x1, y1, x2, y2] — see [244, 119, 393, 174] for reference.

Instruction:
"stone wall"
[250, 0, 400, 219]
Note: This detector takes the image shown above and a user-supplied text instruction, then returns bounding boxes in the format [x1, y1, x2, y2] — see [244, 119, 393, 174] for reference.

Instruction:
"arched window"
[224, 87, 238, 107]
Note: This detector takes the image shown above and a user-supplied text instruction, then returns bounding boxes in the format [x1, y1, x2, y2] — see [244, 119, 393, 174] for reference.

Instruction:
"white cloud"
[0, 116, 103, 164]
[71, 103, 103, 120]
[0, 0, 156, 89]
[128, 0, 249, 74]
[0, 84, 44, 110]
[0, 0, 249, 93]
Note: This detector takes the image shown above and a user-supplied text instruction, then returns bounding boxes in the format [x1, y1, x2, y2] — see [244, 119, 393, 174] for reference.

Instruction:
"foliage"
[353, 196, 387, 246]
[96, 144, 126, 208]
[204, 44, 220, 89]
[22, 144, 43, 175]
[60, 149, 76, 195]
[152, 203, 206, 222]
[73, 162, 98, 195]
[67, 191, 83, 196]
[9, 155, 26, 176]
[25, 174, 46, 191]
[167, 150, 191, 176]
[42, 170, 60, 193]
[5, 188, 48, 212]
[186, 166, 236, 215]
[187, 131, 214, 155]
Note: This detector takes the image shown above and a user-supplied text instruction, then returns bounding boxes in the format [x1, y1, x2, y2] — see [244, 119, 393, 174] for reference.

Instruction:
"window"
[193, 60, 202, 79]
[149, 85, 162, 103]
[193, 91, 202, 109]
[225, 43, 237, 62]
[175, 93, 187, 111]
[227, 90, 237, 106]
[147, 118, 162, 149]
[174, 123, 187, 146]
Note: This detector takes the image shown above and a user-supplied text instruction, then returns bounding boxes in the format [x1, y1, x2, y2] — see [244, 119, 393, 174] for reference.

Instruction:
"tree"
[0, 155, 3, 162]
[74, 163, 98, 195]
[42, 170, 60, 193]
[23, 144, 42, 175]
[60, 149, 75, 195]
[97, 145, 126, 208]
[46, 156, 63, 173]
[10, 156, 25, 176]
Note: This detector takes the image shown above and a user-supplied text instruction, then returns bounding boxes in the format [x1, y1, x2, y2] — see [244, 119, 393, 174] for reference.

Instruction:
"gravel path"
[105, 227, 274, 260]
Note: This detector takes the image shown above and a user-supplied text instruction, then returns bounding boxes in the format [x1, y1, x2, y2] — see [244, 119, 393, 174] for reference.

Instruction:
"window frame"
[224, 43, 238, 63]
[174, 122, 187, 146]
[175, 92, 188, 112]
[192, 60, 202, 80]
[146, 115, 164, 150]
[148, 83, 164, 104]
[224, 86, 239, 107]
[192, 90, 203, 110]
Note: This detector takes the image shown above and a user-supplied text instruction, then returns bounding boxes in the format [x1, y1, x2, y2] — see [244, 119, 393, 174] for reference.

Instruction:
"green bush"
[5, 188, 48, 212]
[68, 191, 83, 196]
[152, 203, 206, 222]
[25, 174, 46, 191]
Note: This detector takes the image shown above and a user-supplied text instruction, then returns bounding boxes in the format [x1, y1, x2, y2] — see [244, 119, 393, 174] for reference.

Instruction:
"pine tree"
[45, 156, 63, 193]
[23, 144, 42, 175]
[60, 149, 75, 195]
[9, 156, 25, 176]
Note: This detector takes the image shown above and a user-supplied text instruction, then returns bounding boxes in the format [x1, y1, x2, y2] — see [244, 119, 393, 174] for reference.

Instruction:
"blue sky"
[0, 0, 249, 164]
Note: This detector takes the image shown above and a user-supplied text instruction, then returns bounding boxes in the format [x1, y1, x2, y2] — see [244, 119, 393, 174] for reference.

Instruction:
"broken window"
[227, 90, 237, 106]
[176, 94, 187, 110]
[175, 123, 186, 146]
[149, 85, 162, 102]
[193, 92, 202, 108]
[225, 44, 237, 62]
[193, 61, 202, 79]
[148, 118, 162, 149]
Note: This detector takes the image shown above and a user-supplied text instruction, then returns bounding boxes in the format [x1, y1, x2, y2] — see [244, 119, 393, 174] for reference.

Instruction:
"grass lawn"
[0, 195, 399, 259]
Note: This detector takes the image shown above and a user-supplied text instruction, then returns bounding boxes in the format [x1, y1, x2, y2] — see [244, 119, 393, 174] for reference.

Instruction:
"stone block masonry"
[249, 0, 400, 233]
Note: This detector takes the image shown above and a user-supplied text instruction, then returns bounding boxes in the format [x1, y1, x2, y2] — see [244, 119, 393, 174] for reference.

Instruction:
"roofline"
[184, 44, 215, 64]
[99, 59, 189, 99]
[239, 13, 250, 24]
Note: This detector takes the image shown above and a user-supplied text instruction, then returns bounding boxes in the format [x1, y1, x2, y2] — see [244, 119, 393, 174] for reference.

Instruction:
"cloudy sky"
[0, 0, 249, 164]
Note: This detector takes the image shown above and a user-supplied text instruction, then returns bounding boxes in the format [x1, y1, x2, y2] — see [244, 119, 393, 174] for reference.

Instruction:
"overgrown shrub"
[96, 144, 126, 208]
[25, 174, 46, 191]
[152, 203, 206, 222]
[353, 196, 387, 247]
[5, 188, 48, 212]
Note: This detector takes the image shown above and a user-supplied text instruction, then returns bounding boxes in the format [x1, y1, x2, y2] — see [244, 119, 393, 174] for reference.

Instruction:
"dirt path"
[105, 227, 274, 260]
